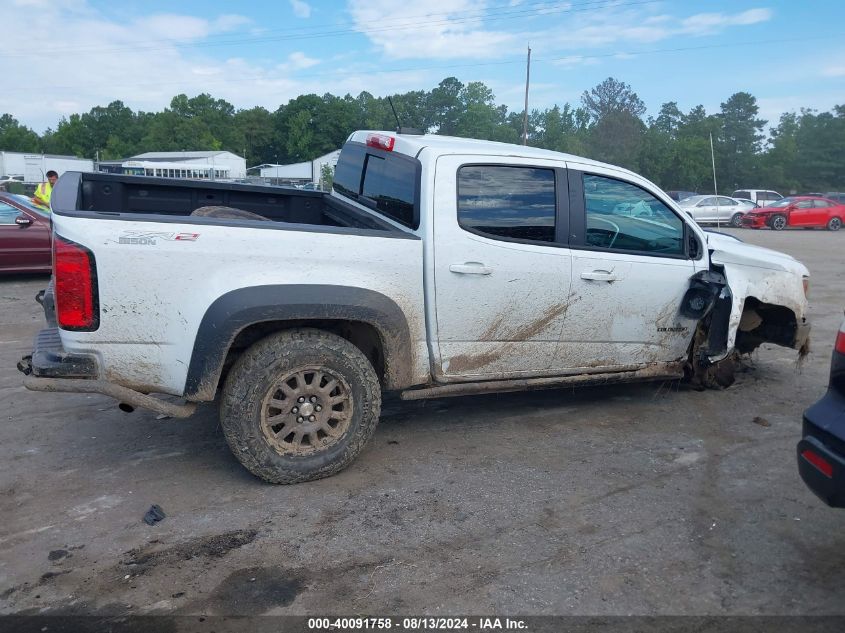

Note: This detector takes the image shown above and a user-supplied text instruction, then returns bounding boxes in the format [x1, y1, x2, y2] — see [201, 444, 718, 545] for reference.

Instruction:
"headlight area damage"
[682, 237, 811, 389]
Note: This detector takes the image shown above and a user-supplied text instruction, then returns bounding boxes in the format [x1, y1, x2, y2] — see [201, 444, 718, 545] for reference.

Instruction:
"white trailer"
[0, 151, 94, 184]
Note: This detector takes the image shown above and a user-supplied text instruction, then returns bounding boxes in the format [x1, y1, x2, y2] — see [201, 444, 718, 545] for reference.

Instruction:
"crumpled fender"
[706, 233, 809, 361]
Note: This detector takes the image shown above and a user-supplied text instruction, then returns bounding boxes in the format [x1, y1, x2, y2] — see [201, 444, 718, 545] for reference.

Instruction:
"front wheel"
[770, 214, 787, 231]
[730, 212, 744, 227]
[220, 328, 382, 484]
[827, 217, 842, 231]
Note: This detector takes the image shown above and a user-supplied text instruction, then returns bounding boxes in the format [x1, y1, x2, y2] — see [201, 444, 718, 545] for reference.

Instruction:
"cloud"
[134, 13, 251, 41]
[0, 0, 443, 132]
[348, 0, 517, 60]
[134, 14, 215, 40]
[213, 14, 252, 32]
[53, 100, 82, 113]
[347, 2, 775, 64]
[289, 0, 312, 19]
[681, 8, 773, 35]
[281, 52, 321, 71]
[0, 0, 788, 132]
[522, 6, 775, 63]
[822, 65, 845, 77]
[551, 55, 599, 68]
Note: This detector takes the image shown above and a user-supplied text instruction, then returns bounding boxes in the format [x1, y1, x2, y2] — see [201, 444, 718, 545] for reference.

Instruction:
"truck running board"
[399, 363, 685, 401]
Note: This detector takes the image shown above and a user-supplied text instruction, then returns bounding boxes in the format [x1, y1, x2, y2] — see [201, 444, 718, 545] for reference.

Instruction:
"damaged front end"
[681, 234, 811, 388]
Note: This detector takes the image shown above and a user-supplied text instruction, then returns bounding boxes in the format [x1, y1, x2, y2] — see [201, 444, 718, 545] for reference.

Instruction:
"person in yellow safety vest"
[33, 170, 58, 209]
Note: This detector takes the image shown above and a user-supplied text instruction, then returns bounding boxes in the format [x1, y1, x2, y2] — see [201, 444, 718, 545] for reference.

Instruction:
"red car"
[741, 196, 845, 231]
[0, 192, 52, 273]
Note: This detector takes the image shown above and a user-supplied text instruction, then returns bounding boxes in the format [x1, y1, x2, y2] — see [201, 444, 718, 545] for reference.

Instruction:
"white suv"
[732, 189, 783, 206]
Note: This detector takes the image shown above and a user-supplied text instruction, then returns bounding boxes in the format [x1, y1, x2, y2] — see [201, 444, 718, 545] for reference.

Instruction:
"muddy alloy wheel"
[220, 328, 381, 484]
[260, 367, 352, 456]
[770, 214, 787, 231]
[827, 217, 842, 231]
[730, 212, 744, 227]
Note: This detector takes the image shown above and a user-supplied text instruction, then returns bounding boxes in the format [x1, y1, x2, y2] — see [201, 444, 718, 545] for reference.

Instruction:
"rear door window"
[457, 165, 556, 243]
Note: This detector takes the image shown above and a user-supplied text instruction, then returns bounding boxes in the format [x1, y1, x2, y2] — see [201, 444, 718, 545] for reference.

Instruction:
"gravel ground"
[1, 227, 844, 616]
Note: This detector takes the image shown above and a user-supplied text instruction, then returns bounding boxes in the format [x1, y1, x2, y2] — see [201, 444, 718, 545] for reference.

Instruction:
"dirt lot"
[1, 227, 844, 617]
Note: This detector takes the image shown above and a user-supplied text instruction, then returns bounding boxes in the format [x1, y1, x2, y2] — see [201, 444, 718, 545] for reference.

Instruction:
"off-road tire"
[684, 322, 738, 390]
[827, 217, 841, 231]
[770, 214, 787, 231]
[690, 354, 738, 390]
[220, 328, 381, 484]
[730, 212, 744, 228]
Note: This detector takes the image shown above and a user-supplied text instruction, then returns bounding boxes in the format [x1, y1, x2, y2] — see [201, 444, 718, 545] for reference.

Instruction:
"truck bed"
[51, 172, 403, 233]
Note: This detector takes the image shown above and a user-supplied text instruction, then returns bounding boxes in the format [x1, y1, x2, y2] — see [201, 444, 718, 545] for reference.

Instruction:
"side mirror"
[15, 215, 32, 226]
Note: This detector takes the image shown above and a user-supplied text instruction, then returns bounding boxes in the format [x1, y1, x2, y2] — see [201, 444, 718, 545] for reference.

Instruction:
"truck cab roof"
[346, 130, 635, 176]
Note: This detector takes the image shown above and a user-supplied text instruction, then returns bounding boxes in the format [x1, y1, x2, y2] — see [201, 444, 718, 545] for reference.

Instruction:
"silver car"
[678, 195, 756, 227]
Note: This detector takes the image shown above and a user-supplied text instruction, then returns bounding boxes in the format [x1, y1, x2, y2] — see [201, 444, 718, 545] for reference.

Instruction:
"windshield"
[767, 198, 795, 208]
[10, 194, 50, 216]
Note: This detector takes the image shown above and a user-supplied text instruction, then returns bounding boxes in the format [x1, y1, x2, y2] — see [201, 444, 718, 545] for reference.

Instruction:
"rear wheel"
[770, 214, 787, 231]
[730, 212, 744, 228]
[220, 328, 381, 484]
[827, 217, 841, 231]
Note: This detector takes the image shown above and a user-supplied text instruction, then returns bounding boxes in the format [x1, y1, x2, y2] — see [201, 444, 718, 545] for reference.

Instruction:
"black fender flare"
[184, 285, 414, 400]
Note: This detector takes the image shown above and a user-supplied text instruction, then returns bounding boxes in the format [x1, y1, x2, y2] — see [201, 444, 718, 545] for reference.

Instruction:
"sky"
[2, 0, 844, 133]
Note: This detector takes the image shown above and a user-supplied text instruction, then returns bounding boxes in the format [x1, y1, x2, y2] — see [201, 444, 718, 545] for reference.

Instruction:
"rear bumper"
[16, 281, 97, 379]
[17, 327, 98, 379]
[799, 389, 845, 508]
[18, 297, 196, 419]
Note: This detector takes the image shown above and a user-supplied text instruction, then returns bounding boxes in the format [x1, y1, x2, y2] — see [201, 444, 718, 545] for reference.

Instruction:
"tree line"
[1, 77, 843, 193]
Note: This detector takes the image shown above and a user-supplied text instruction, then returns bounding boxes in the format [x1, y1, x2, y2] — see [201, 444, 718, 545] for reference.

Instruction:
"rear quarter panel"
[52, 215, 427, 396]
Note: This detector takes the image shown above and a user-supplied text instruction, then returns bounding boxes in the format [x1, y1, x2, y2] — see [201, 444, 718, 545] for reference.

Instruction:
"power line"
[2, 0, 660, 58]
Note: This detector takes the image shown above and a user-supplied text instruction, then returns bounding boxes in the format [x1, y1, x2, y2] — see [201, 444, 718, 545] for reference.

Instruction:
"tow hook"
[35, 289, 45, 305]
[17, 355, 32, 376]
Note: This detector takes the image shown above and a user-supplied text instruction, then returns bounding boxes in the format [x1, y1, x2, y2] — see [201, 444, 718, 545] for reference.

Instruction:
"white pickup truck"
[19, 131, 811, 483]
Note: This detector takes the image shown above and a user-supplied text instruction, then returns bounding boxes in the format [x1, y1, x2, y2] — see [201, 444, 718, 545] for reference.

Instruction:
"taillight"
[801, 449, 833, 478]
[54, 236, 99, 331]
[835, 329, 845, 355]
[366, 133, 395, 151]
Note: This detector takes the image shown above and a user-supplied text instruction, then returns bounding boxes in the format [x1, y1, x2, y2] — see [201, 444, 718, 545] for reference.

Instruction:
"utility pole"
[522, 44, 531, 146]
[710, 132, 720, 228]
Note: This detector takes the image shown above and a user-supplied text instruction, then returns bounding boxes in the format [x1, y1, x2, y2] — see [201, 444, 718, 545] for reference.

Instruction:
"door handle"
[449, 262, 493, 275]
[580, 270, 618, 282]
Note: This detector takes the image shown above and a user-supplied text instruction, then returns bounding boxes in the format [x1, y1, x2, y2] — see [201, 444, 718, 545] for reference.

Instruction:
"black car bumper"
[17, 327, 98, 379]
[799, 389, 845, 508]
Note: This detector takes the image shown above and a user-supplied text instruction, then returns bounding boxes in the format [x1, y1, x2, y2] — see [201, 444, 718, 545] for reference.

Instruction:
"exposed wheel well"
[219, 320, 387, 391]
[735, 297, 799, 354]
